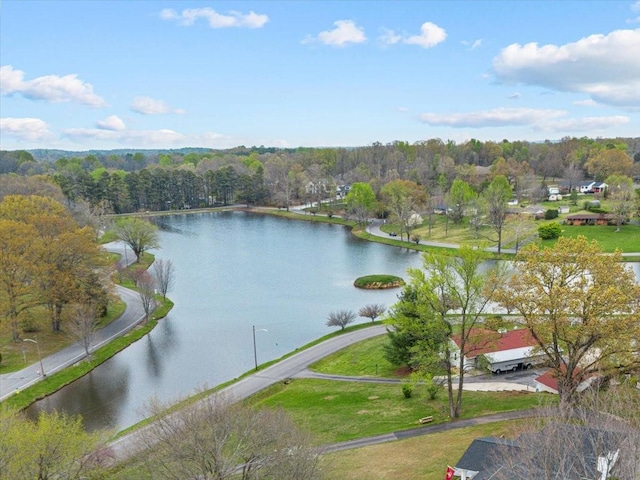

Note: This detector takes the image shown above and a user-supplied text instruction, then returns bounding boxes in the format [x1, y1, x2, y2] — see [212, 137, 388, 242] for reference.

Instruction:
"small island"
[354, 274, 405, 289]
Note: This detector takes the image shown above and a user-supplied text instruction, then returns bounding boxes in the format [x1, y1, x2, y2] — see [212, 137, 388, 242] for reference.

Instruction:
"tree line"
[1, 136, 638, 216]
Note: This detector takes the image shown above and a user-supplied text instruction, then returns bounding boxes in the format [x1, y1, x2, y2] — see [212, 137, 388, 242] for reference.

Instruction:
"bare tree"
[358, 304, 386, 322]
[135, 270, 156, 323]
[66, 304, 98, 357]
[492, 387, 640, 480]
[152, 258, 175, 300]
[136, 394, 322, 480]
[326, 310, 356, 331]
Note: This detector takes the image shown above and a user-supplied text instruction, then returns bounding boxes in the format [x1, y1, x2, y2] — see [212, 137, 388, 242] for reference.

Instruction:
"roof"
[454, 437, 520, 480]
[534, 366, 597, 394]
[454, 426, 625, 480]
[452, 328, 537, 358]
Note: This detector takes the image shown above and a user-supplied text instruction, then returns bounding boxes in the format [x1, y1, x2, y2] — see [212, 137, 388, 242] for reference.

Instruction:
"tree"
[491, 236, 640, 405]
[605, 175, 634, 232]
[152, 258, 175, 300]
[358, 304, 386, 322]
[387, 246, 504, 418]
[136, 394, 322, 480]
[326, 310, 356, 330]
[380, 180, 426, 241]
[585, 148, 634, 181]
[0, 220, 40, 341]
[344, 182, 376, 225]
[492, 387, 640, 479]
[0, 408, 111, 480]
[66, 304, 98, 357]
[483, 175, 512, 253]
[135, 270, 156, 323]
[114, 217, 160, 263]
[448, 179, 475, 224]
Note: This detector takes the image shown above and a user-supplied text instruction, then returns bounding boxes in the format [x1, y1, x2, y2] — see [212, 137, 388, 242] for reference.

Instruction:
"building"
[450, 328, 544, 374]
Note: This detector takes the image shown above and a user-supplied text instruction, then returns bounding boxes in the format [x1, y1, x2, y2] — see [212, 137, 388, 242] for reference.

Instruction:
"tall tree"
[0, 220, 40, 341]
[448, 179, 476, 224]
[491, 236, 640, 405]
[114, 217, 160, 263]
[388, 246, 504, 418]
[380, 179, 426, 241]
[345, 182, 376, 225]
[605, 175, 634, 232]
[152, 258, 175, 300]
[483, 175, 512, 253]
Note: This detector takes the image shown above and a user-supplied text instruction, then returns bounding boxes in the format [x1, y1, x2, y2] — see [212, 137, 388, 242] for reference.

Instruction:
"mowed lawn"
[247, 379, 548, 444]
[322, 420, 526, 480]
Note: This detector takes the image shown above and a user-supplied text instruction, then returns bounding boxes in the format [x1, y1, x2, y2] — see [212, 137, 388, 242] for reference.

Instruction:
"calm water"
[27, 212, 425, 431]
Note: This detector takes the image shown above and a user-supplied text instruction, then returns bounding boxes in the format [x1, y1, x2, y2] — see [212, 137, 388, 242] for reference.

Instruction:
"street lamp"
[252, 325, 267, 371]
[23, 335, 45, 377]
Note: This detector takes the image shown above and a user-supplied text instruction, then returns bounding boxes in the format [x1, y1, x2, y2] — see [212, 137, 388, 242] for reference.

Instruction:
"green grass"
[353, 274, 405, 289]
[543, 223, 640, 252]
[310, 335, 403, 378]
[247, 379, 548, 444]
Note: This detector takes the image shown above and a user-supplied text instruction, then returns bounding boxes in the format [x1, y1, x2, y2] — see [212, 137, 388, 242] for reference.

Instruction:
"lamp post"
[23, 335, 45, 377]
[252, 325, 267, 371]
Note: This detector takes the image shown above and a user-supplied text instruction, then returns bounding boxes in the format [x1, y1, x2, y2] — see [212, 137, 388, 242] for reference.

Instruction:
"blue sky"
[1, 0, 639, 151]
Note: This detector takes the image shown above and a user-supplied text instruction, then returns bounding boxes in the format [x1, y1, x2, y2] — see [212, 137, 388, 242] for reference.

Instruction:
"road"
[0, 242, 145, 401]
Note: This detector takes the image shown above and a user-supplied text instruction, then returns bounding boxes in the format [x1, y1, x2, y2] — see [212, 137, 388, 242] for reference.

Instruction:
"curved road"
[0, 242, 145, 401]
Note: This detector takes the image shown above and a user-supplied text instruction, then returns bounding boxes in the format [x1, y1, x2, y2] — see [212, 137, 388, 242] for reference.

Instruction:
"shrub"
[544, 209, 559, 220]
[538, 222, 562, 239]
[401, 383, 413, 399]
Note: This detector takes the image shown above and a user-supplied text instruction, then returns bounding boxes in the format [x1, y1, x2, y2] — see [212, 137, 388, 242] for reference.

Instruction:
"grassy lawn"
[542, 223, 640, 252]
[322, 419, 526, 480]
[310, 335, 404, 378]
[247, 379, 548, 444]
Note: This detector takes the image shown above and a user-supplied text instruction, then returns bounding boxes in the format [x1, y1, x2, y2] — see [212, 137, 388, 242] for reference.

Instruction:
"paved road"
[0, 242, 145, 401]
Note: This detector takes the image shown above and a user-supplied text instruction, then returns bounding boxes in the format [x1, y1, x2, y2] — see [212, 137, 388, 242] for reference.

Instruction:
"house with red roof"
[533, 366, 597, 394]
[451, 327, 545, 374]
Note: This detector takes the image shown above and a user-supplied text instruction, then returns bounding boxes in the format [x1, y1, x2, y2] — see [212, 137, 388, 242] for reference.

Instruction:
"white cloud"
[535, 115, 629, 132]
[96, 115, 126, 131]
[380, 22, 447, 48]
[305, 20, 366, 47]
[0, 65, 106, 107]
[131, 96, 186, 115]
[574, 99, 598, 107]
[379, 28, 402, 46]
[62, 126, 236, 149]
[419, 107, 566, 127]
[628, 1, 640, 23]
[492, 29, 640, 108]
[160, 7, 268, 29]
[508, 92, 521, 100]
[0, 117, 54, 141]
[404, 22, 447, 48]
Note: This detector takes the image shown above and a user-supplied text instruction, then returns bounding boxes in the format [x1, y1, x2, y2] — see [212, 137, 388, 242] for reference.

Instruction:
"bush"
[538, 222, 562, 239]
[544, 209, 559, 220]
[401, 383, 413, 398]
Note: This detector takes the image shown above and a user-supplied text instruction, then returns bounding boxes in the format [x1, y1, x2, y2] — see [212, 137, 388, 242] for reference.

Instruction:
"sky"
[1, 0, 639, 151]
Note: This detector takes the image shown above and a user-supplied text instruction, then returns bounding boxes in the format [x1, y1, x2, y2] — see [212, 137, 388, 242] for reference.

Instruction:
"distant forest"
[1, 137, 639, 215]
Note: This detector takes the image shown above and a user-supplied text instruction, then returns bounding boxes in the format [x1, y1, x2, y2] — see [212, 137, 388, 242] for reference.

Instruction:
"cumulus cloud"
[535, 115, 629, 132]
[96, 115, 126, 131]
[0, 65, 106, 107]
[492, 29, 640, 108]
[419, 107, 566, 127]
[62, 126, 236, 149]
[380, 22, 446, 48]
[131, 96, 186, 115]
[160, 7, 268, 28]
[404, 22, 447, 48]
[0, 117, 54, 142]
[303, 20, 366, 47]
